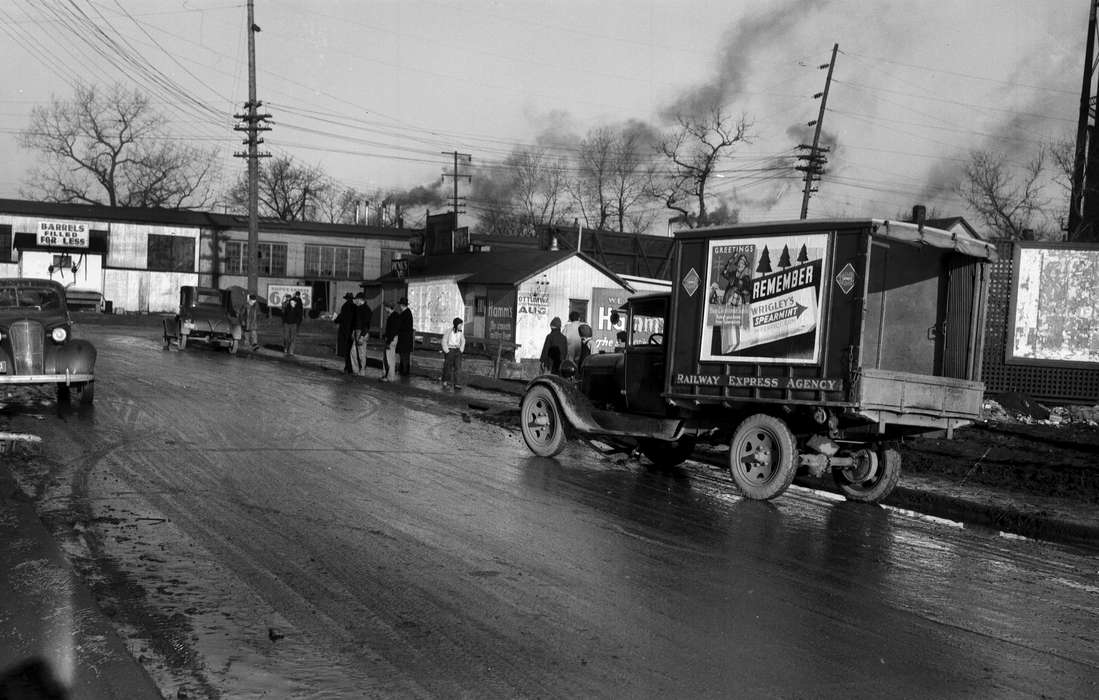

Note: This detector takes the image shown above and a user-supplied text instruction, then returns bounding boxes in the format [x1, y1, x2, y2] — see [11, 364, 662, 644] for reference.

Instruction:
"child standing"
[441, 317, 465, 391]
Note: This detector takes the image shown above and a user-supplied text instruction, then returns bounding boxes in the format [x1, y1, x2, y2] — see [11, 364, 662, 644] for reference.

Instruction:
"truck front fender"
[524, 374, 686, 441]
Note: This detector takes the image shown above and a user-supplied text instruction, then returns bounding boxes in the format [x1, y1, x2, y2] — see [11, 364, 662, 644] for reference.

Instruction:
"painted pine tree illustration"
[756, 246, 772, 274]
[797, 244, 809, 264]
[778, 244, 792, 268]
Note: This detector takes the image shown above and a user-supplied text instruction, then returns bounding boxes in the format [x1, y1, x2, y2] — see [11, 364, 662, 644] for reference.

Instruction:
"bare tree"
[655, 103, 752, 227]
[228, 155, 330, 221]
[569, 127, 615, 231]
[954, 148, 1054, 239]
[19, 82, 218, 209]
[314, 186, 370, 224]
[609, 120, 660, 233]
[509, 147, 573, 234]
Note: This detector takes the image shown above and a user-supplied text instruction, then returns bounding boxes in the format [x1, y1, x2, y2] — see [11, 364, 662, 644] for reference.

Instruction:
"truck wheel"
[834, 447, 901, 503]
[728, 414, 798, 500]
[521, 385, 568, 457]
[640, 437, 696, 469]
[56, 384, 71, 404]
[75, 381, 95, 406]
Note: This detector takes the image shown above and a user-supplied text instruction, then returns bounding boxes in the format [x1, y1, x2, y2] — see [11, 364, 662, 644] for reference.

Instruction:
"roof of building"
[0, 198, 417, 241]
[372, 248, 632, 289]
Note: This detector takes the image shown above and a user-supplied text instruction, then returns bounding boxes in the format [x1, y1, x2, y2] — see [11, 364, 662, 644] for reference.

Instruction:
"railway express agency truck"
[519, 217, 995, 503]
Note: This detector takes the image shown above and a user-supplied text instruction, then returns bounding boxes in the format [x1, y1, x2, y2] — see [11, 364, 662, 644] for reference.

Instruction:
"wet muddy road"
[5, 327, 1099, 698]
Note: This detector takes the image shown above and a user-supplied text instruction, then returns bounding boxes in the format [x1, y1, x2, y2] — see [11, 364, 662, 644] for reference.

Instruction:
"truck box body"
[665, 219, 995, 432]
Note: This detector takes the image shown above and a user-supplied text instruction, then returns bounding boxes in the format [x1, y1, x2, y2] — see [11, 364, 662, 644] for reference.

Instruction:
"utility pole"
[1070, 0, 1099, 241]
[441, 151, 471, 216]
[797, 43, 838, 219]
[233, 0, 271, 294]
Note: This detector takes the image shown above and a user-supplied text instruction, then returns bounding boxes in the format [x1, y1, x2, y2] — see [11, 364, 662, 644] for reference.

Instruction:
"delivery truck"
[519, 217, 995, 503]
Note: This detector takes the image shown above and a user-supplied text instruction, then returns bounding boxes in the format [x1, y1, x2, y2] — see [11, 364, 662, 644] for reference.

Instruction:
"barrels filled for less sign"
[701, 233, 828, 364]
[37, 221, 89, 248]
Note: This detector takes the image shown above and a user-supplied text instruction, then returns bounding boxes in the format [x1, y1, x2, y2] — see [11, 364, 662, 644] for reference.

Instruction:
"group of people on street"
[334, 292, 375, 374]
[539, 311, 592, 376]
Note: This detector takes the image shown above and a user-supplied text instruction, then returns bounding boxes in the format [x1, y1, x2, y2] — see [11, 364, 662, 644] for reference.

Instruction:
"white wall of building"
[513, 255, 629, 360]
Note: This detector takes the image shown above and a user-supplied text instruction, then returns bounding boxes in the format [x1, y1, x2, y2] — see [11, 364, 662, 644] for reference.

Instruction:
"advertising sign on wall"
[266, 284, 312, 309]
[591, 287, 629, 353]
[487, 289, 516, 341]
[700, 233, 828, 363]
[407, 280, 465, 335]
[37, 221, 89, 248]
[1008, 243, 1099, 366]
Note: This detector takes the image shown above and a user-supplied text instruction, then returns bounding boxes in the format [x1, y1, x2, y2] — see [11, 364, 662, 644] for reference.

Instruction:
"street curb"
[0, 456, 162, 699]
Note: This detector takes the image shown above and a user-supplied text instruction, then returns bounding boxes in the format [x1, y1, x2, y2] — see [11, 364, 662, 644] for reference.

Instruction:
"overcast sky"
[0, 0, 1085, 233]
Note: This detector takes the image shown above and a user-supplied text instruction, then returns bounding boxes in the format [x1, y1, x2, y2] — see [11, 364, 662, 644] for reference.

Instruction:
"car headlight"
[51, 327, 68, 343]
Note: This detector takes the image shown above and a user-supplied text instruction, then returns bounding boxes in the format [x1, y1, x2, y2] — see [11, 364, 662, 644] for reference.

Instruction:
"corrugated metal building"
[0, 199, 416, 315]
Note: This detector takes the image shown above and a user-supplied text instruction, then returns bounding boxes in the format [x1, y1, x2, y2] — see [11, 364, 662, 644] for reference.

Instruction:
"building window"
[305, 244, 365, 279]
[224, 241, 287, 276]
[147, 234, 195, 272]
[0, 226, 12, 263]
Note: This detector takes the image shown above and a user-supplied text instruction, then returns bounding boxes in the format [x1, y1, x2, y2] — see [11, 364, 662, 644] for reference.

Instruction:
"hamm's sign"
[37, 221, 89, 248]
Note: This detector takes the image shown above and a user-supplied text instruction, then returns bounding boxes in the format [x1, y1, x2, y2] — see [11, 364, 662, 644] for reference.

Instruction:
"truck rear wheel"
[728, 414, 798, 500]
[521, 385, 568, 457]
[639, 437, 696, 469]
[834, 447, 901, 503]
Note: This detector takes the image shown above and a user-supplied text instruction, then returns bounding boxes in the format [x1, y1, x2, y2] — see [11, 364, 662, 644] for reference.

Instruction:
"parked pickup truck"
[520, 217, 996, 504]
[164, 285, 246, 353]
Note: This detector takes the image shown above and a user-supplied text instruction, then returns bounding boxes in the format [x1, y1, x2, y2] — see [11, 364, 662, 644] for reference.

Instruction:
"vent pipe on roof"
[912, 204, 926, 232]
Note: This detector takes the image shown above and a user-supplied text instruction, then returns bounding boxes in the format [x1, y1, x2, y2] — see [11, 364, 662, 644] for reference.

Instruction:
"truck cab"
[579, 293, 670, 416]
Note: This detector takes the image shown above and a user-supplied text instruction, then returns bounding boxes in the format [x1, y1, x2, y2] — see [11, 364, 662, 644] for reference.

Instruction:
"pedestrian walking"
[351, 292, 371, 375]
[441, 317, 465, 391]
[380, 301, 399, 382]
[282, 291, 304, 356]
[239, 293, 261, 351]
[395, 297, 415, 377]
[539, 316, 568, 375]
[334, 292, 357, 374]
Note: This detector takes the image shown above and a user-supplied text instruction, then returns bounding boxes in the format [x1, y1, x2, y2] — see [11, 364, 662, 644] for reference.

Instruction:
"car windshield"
[196, 291, 221, 305]
[0, 285, 62, 310]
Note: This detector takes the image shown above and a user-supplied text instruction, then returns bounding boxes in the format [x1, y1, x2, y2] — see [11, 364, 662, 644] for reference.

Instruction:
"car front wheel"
[75, 380, 95, 406]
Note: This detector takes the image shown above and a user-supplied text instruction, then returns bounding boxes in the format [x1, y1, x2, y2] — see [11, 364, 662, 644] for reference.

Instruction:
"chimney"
[912, 204, 926, 232]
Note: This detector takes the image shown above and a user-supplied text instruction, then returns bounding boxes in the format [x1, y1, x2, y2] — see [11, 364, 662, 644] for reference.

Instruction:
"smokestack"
[912, 205, 926, 232]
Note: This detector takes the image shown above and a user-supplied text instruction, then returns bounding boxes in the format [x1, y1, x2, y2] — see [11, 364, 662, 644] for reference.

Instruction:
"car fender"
[47, 338, 97, 375]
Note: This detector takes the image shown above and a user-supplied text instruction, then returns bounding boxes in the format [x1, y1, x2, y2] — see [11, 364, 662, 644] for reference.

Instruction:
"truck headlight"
[51, 327, 68, 343]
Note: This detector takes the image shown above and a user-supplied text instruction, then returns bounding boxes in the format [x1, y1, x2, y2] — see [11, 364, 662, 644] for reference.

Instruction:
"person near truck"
[281, 291, 304, 356]
[563, 311, 593, 369]
[334, 292, 357, 374]
[395, 297, 415, 377]
[441, 316, 466, 391]
[380, 301, 399, 382]
[539, 316, 569, 375]
[239, 293, 260, 351]
[350, 292, 371, 375]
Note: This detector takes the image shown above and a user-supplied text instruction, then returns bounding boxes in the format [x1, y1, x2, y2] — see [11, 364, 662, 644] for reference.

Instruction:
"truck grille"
[9, 320, 44, 374]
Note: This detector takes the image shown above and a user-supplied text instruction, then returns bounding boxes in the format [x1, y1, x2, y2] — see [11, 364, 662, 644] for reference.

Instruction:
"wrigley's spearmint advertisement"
[701, 233, 829, 363]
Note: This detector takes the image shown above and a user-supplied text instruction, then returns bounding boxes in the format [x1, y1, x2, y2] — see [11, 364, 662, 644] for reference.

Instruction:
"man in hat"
[395, 297, 415, 376]
[334, 292, 357, 374]
[281, 290, 305, 356]
[380, 301, 399, 381]
[351, 292, 371, 375]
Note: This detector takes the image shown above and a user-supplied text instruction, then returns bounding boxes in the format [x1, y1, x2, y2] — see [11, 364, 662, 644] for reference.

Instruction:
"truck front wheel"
[834, 447, 901, 503]
[728, 414, 798, 500]
[521, 385, 568, 457]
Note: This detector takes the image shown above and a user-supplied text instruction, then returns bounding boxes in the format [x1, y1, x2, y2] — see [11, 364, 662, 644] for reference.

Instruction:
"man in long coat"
[334, 292, 357, 374]
[395, 297, 415, 376]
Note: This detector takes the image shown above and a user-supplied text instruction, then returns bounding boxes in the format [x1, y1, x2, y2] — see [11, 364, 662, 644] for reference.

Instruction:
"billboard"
[1008, 243, 1099, 366]
[700, 233, 828, 363]
[266, 284, 312, 309]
